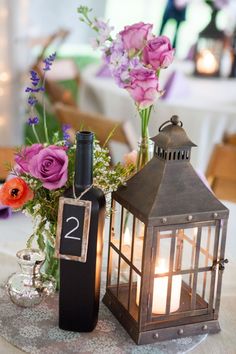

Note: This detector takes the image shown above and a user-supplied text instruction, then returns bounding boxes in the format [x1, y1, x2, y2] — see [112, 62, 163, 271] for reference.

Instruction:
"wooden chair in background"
[206, 138, 236, 203]
[0, 147, 15, 181]
[32, 29, 70, 66]
[32, 29, 79, 107]
[53, 103, 136, 160]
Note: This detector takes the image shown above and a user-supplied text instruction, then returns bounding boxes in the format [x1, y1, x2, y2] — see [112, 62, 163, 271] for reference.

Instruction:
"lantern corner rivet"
[178, 329, 184, 335]
[213, 213, 218, 218]
[153, 333, 159, 339]
[202, 325, 208, 331]
[161, 217, 167, 224]
[187, 215, 193, 221]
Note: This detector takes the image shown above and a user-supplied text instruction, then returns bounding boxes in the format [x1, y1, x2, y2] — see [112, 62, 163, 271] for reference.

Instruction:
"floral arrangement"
[0, 53, 132, 281]
[78, 6, 174, 169]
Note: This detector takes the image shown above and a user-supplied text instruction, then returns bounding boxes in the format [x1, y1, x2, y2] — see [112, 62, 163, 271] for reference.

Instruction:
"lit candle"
[123, 227, 132, 246]
[136, 258, 182, 314]
[197, 49, 219, 74]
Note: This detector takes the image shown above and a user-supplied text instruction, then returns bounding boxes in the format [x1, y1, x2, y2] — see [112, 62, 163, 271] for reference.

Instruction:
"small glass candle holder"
[6, 248, 56, 307]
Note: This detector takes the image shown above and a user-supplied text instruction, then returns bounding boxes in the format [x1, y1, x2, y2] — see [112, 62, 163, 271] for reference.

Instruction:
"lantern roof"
[114, 116, 228, 225]
[151, 115, 196, 149]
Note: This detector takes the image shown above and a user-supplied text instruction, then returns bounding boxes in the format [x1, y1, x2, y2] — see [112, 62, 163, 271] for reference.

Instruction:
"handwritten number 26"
[64, 217, 80, 240]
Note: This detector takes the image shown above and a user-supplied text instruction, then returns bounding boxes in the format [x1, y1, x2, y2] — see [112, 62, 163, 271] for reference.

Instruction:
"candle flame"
[197, 49, 219, 74]
[123, 228, 131, 246]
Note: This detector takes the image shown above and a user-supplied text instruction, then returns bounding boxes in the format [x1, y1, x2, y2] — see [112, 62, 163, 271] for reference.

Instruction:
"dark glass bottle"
[59, 131, 106, 332]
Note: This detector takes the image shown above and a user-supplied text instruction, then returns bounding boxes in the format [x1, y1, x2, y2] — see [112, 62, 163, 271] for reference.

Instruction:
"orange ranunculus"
[0, 177, 34, 209]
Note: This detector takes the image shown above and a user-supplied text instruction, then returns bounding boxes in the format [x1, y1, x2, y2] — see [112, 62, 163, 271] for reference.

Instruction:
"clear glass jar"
[136, 137, 154, 171]
[6, 249, 56, 307]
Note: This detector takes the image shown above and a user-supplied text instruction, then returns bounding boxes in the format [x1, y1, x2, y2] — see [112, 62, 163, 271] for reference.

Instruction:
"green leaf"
[37, 233, 45, 251]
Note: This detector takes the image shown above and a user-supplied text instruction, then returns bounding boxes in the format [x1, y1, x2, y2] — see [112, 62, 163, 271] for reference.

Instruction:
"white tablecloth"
[79, 61, 236, 172]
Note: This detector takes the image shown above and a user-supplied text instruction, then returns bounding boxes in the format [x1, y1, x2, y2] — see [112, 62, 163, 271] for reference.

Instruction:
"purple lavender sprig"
[43, 52, 56, 71]
[42, 52, 57, 143]
[62, 124, 71, 146]
[30, 70, 40, 86]
[25, 52, 57, 144]
[27, 96, 38, 106]
[28, 117, 39, 126]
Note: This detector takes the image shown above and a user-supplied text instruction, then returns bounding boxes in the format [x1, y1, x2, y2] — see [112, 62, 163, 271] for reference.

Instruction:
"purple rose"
[125, 67, 160, 109]
[28, 146, 68, 190]
[119, 22, 153, 51]
[15, 144, 43, 174]
[143, 36, 174, 70]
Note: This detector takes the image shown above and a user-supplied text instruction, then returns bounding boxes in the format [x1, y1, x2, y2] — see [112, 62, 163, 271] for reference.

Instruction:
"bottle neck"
[75, 132, 93, 193]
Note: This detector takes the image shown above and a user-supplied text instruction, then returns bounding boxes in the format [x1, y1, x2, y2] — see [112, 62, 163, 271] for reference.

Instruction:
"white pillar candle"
[136, 258, 182, 314]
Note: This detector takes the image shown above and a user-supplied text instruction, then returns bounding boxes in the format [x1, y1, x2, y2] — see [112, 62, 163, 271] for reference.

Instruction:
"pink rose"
[28, 146, 68, 190]
[119, 22, 153, 51]
[15, 144, 43, 174]
[143, 36, 174, 70]
[125, 67, 160, 109]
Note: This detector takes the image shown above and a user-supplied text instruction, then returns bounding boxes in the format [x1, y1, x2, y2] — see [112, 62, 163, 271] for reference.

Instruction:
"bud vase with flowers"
[0, 53, 133, 288]
[78, 6, 174, 170]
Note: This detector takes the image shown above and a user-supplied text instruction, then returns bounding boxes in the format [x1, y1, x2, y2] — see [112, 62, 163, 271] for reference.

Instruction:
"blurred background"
[0, 0, 236, 237]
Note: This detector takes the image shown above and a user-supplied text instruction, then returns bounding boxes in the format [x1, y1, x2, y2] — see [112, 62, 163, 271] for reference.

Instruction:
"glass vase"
[136, 137, 154, 171]
[43, 241, 60, 290]
[6, 249, 56, 307]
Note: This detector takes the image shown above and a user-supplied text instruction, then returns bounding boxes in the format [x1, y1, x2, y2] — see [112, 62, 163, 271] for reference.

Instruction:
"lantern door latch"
[212, 258, 229, 271]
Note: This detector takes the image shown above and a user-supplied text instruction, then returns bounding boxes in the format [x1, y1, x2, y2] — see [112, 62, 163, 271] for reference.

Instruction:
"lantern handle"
[159, 115, 183, 132]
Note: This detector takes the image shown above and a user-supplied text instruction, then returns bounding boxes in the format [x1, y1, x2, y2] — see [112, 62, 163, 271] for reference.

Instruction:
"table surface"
[0, 208, 236, 353]
[80, 61, 236, 115]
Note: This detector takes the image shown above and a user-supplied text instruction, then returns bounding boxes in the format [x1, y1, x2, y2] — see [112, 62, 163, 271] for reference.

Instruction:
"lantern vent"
[151, 116, 197, 163]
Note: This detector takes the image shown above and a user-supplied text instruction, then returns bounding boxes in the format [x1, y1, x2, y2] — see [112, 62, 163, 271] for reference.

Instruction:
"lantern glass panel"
[148, 223, 219, 322]
[111, 201, 122, 247]
[121, 209, 133, 260]
[129, 269, 140, 321]
[108, 247, 119, 290]
[198, 226, 215, 268]
[118, 258, 130, 310]
[133, 219, 145, 272]
[178, 228, 198, 271]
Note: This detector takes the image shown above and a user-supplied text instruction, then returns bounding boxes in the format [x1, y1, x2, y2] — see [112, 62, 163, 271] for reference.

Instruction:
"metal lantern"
[194, 8, 225, 77]
[103, 115, 229, 345]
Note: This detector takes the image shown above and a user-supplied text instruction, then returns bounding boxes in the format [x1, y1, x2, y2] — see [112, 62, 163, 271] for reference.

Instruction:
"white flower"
[33, 204, 41, 213]
[44, 221, 51, 231]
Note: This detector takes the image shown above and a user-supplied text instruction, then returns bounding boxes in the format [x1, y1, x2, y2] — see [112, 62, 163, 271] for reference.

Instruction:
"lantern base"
[103, 291, 221, 345]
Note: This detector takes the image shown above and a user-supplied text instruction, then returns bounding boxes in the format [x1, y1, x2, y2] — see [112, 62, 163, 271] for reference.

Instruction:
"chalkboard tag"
[55, 197, 92, 263]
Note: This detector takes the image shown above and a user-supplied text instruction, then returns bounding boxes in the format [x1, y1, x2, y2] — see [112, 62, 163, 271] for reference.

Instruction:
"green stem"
[42, 75, 49, 144]
[26, 137, 33, 145]
[32, 125, 40, 143]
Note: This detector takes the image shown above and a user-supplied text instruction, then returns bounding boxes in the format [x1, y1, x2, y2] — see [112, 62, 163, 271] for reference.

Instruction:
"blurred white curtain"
[0, 0, 29, 146]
